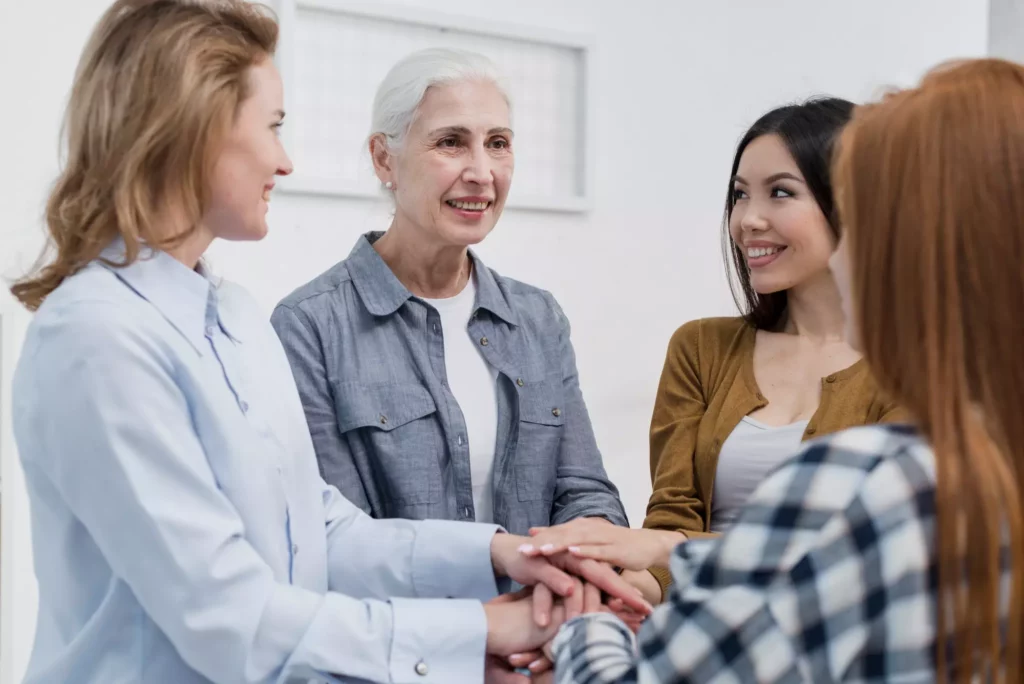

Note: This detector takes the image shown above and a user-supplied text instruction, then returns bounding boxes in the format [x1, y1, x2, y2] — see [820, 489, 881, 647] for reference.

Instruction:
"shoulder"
[666, 316, 750, 358]
[18, 269, 180, 397]
[486, 267, 568, 325]
[274, 259, 354, 318]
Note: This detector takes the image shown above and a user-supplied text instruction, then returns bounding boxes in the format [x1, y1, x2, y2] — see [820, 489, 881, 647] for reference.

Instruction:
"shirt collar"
[98, 238, 240, 353]
[348, 232, 519, 326]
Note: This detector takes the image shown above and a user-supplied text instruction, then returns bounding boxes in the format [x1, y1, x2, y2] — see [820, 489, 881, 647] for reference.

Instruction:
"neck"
[374, 219, 471, 298]
[161, 212, 215, 271]
[780, 269, 847, 342]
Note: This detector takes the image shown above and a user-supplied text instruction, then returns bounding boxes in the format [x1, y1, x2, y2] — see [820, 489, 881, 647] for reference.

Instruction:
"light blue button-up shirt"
[13, 244, 501, 684]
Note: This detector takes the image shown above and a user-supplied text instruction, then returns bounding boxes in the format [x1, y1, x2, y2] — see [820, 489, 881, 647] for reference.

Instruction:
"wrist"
[489, 531, 515, 578]
[657, 530, 686, 566]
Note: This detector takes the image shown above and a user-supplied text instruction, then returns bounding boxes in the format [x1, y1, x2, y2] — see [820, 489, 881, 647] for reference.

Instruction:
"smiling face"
[728, 133, 837, 294]
[375, 78, 514, 248]
[203, 59, 293, 242]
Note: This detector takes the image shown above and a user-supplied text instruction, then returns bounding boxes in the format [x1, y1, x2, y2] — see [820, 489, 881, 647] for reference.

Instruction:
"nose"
[460, 143, 494, 186]
[739, 204, 768, 232]
[276, 142, 294, 177]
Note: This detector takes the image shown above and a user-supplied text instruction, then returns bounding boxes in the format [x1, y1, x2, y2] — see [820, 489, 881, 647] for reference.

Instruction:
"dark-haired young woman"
[525, 98, 895, 608]
[628, 97, 907, 602]
[519, 99, 907, 609]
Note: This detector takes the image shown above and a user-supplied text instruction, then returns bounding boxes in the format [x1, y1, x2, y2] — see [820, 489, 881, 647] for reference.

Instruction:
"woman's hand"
[491, 532, 653, 620]
[519, 518, 687, 571]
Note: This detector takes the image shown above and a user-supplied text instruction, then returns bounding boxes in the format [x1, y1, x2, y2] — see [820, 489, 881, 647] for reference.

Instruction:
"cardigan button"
[826, 374, 837, 383]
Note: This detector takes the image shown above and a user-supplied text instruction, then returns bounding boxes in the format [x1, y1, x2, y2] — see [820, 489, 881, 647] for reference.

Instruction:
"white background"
[0, 1, 992, 680]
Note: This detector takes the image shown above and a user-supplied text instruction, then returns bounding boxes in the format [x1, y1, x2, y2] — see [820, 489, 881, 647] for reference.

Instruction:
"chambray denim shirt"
[13, 242, 501, 684]
[272, 233, 627, 535]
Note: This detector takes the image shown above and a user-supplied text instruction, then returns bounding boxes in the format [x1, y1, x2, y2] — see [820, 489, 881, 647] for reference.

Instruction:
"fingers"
[532, 583, 553, 628]
[489, 586, 532, 605]
[518, 519, 606, 557]
[507, 651, 543, 669]
[564, 576, 584, 620]
[583, 580, 602, 614]
[528, 656, 553, 675]
[560, 556, 653, 616]
[485, 655, 531, 684]
[567, 544, 621, 565]
[527, 557, 576, 598]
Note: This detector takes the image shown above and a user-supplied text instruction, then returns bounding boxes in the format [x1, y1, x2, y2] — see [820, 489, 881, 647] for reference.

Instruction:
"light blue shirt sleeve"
[321, 482, 502, 601]
[22, 303, 492, 684]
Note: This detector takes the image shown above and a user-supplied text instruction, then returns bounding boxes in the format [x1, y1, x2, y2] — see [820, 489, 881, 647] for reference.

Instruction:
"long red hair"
[834, 59, 1024, 682]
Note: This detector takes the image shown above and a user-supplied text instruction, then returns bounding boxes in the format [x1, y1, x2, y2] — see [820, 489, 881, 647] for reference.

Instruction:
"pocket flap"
[334, 382, 437, 433]
[517, 378, 566, 426]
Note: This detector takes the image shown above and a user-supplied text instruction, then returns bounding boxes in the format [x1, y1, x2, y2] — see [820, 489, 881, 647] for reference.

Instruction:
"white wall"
[1, 1, 988, 681]
[990, 0, 1024, 62]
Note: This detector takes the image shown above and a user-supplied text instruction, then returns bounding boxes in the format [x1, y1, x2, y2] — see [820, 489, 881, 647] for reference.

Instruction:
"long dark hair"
[723, 97, 855, 330]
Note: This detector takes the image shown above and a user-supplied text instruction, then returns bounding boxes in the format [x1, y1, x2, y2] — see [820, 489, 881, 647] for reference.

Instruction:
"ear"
[369, 133, 394, 185]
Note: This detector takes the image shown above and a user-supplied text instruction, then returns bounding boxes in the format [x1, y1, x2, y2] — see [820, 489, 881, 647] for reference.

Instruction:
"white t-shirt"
[422, 272, 500, 523]
[709, 415, 809, 533]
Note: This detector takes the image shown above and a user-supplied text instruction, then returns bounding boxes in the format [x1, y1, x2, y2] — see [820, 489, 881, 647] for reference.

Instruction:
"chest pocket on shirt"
[334, 382, 442, 505]
[514, 378, 565, 502]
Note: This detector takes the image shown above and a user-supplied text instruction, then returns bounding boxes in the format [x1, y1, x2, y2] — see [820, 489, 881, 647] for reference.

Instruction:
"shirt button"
[516, 378, 524, 387]
[457, 434, 464, 446]
[806, 426, 817, 435]
[239, 400, 249, 413]
[379, 415, 388, 425]
[479, 336, 489, 346]
[291, 543, 299, 555]
[433, 323, 440, 334]
[415, 661, 429, 676]
[463, 506, 472, 518]
[552, 407, 562, 417]
[205, 325, 216, 336]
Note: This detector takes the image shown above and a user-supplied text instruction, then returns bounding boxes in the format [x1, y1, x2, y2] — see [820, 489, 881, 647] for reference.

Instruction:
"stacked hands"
[486, 519, 686, 682]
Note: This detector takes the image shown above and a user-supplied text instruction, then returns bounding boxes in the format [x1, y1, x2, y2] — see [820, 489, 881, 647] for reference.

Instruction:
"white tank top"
[710, 416, 809, 533]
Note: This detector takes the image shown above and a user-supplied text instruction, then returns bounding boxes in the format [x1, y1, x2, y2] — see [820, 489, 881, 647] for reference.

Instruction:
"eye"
[771, 186, 795, 199]
[732, 187, 748, 202]
[438, 136, 460, 148]
[489, 137, 510, 150]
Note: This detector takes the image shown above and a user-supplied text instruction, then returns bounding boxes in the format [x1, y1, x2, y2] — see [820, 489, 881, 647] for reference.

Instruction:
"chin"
[441, 221, 495, 247]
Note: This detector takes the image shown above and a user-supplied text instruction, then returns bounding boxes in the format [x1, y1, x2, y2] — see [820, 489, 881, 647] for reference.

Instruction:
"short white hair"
[369, 47, 512, 155]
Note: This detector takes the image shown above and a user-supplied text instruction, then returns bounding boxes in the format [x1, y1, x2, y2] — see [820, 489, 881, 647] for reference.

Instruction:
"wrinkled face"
[384, 79, 514, 247]
[729, 134, 836, 294]
[204, 59, 293, 241]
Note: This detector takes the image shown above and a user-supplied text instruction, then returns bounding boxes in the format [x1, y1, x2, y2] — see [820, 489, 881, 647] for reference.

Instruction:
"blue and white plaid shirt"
[553, 424, 953, 683]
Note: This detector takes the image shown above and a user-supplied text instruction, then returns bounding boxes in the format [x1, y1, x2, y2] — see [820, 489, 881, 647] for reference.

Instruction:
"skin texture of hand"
[521, 518, 687, 571]
[622, 567, 664, 606]
[491, 532, 654, 621]
[507, 580, 606, 676]
[483, 591, 567, 657]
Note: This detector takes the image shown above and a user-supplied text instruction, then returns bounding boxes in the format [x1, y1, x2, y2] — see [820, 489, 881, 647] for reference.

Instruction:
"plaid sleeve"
[553, 424, 936, 684]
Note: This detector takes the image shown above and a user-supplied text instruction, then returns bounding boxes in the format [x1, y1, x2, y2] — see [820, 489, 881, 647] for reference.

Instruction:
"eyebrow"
[427, 125, 514, 137]
[732, 172, 804, 185]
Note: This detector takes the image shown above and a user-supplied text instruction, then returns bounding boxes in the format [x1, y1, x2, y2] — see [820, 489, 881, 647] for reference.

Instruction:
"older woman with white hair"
[272, 49, 626, 539]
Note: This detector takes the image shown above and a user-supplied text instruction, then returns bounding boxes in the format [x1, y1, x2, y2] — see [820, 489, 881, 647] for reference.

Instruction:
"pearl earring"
[385, 181, 394, 189]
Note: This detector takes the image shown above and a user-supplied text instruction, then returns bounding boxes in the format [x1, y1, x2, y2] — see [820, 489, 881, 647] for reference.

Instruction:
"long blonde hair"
[834, 58, 1024, 683]
[11, 0, 278, 311]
